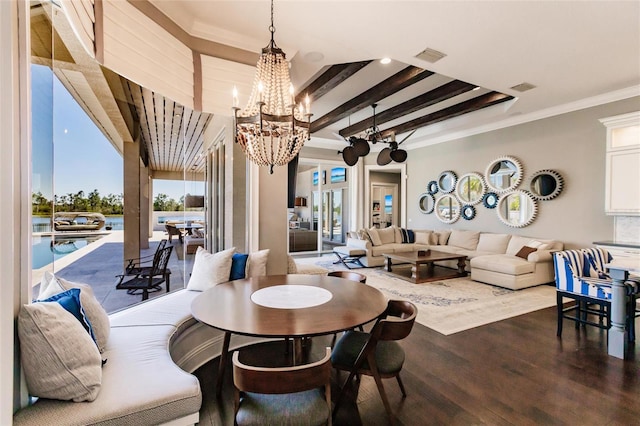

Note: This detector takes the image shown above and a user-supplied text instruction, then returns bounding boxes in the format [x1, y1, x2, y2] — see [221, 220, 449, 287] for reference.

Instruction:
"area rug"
[294, 255, 557, 335]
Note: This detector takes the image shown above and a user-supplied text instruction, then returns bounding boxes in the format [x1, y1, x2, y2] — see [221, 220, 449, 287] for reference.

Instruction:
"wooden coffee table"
[383, 250, 467, 283]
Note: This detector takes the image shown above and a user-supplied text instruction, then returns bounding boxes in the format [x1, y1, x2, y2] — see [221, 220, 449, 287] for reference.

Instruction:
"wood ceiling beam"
[310, 66, 434, 133]
[339, 80, 476, 137]
[380, 92, 515, 138]
[296, 60, 372, 103]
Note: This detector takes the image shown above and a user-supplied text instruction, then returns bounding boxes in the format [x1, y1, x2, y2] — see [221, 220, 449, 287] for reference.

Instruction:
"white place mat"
[251, 285, 333, 309]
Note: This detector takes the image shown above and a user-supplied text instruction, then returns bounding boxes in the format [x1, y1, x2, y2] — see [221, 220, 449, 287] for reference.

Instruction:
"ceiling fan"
[337, 104, 415, 166]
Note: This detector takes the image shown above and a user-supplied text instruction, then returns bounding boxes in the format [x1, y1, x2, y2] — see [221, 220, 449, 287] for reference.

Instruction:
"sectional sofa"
[344, 227, 564, 290]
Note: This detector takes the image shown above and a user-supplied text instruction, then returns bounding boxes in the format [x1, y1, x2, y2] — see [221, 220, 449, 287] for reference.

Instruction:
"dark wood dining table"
[191, 274, 387, 397]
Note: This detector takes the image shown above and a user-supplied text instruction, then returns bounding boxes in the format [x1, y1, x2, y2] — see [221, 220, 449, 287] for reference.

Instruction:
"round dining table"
[191, 274, 387, 397]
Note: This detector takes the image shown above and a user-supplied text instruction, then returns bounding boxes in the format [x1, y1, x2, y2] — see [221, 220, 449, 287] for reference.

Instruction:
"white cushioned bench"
[14, 289, 272, 425]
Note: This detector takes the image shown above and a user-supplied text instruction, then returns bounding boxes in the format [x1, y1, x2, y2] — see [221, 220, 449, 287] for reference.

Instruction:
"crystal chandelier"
[233, 0, 311, 174]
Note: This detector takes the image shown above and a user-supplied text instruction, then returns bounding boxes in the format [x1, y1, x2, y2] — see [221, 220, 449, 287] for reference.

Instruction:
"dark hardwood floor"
[194, 306, 639, 425]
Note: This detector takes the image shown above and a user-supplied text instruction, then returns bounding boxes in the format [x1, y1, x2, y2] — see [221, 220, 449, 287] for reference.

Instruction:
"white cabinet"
[600, 112, 640, 215]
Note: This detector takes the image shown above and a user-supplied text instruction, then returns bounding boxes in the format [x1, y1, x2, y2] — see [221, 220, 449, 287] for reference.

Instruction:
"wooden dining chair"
[232, 347, 332, 426]
[331, 300, 417, 426]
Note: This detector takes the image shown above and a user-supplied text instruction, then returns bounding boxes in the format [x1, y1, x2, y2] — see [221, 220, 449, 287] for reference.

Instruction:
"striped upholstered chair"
[553, 248, 637, 341]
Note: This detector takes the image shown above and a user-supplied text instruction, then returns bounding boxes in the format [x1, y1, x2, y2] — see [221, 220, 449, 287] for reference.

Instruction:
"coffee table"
[383, 250, 467, 283]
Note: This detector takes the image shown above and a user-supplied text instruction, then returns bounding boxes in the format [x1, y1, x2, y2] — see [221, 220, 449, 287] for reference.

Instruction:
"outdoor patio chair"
[116, 246, 173, 301]
[232, 347, 332, 426]
[124, 239, 168, 276]
[331, 300, 417, 426]
[553, 248, 638, 341]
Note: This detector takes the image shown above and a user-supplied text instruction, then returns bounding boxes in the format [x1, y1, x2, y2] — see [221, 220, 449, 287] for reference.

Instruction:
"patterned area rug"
[294, 255, 557, 335]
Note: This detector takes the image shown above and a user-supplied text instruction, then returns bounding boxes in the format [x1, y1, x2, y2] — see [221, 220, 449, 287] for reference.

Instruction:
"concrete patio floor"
[33, 231, 195, 313]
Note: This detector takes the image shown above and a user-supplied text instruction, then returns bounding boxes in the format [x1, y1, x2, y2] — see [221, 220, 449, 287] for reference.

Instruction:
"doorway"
[364, 164, 406, 229]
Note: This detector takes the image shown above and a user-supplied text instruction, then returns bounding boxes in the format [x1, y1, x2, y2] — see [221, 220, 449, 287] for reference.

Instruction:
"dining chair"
[232, 347, 332, 426]
[116, 246, 173, 301]
[327, 270, 367, 283]
[554, 248, 638, 341]
[331, 300, 417, 426]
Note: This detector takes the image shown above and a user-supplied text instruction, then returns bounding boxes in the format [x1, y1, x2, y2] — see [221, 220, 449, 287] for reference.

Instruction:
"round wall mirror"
[461, 204, 476, 220]
[485, 156, 523, 193]
[483, 192, 499, 209]
[435, 194, 460, 224]
[427, 180, 439, 195]
[418, 193, 435, 214]
[496, 190, 537, 228]
[529, 169, 564, 200]
[455, 172, 486, 205]
[437, 171, 457, 194]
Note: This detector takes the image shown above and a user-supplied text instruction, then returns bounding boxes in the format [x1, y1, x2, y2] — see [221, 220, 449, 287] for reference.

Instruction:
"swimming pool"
[32, 234, 104, 269]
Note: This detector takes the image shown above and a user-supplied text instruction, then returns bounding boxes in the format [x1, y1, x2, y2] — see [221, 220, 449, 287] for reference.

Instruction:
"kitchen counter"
[593, 240, 640, 249]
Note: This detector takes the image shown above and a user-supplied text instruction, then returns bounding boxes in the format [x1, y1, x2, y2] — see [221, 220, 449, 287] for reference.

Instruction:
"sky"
[32, 64, 202, 202]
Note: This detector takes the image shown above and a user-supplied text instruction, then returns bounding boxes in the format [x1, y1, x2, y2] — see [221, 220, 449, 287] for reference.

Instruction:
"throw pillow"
[583, 253, 611, 279]
[429, 232, 440, 245]
[40, 288, 95, 343]
[447, 230, 480, 251]
[18, 302, 102, 402]
[377, 226, 396, 245]
[357, 229, 372, 244]
[56, 276, 110, 354]
[367, 228, 382, 246]
[187, 247, 235, 291]
[437, 230, 451, 245]
[230, 253, 249, 280]
[515, 246, 537, 259]
[414, 231, 431, 245]
[400, 228, 415, 243]
[247, 249, 270, 277]
[526, 240, 551, 251]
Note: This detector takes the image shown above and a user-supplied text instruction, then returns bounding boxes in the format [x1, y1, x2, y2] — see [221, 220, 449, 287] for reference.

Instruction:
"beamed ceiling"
[34, 1, 640, 174]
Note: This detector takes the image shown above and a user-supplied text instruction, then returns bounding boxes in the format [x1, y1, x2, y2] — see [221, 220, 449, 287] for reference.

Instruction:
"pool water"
[32, 235, 104, 269]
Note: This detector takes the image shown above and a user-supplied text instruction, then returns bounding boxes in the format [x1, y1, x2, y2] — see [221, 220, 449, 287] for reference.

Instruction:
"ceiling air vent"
[415, 47, 447, 63]
[510, 82, 537, 92]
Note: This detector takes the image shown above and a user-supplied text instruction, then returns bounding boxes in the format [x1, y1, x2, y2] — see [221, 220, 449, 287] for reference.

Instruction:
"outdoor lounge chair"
[116, 246, 173, 301]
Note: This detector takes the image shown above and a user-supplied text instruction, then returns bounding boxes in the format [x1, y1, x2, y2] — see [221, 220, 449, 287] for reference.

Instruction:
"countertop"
[593, 240, 640, 249]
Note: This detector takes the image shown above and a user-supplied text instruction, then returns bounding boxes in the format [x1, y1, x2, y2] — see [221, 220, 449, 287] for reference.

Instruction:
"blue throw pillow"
[40, 288, 96, 343]
[230, 253, 249, 280]
[400, 228, 415, 244]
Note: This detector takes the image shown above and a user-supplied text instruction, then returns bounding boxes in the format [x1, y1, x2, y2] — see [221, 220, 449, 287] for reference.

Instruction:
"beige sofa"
[345, 227, 563, 290]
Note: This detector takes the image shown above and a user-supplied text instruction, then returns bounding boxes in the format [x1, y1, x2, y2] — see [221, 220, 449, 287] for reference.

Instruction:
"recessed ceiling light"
[473, 86, 481, 91]
[380, 57, 391, 65]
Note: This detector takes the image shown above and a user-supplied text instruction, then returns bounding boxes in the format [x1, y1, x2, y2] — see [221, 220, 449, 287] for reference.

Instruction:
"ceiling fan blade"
[342, 146, 359, 166]
[398, 129, 417, 145]
[377, 148, 392, 166]
[353, 138, 370, 156]
[390, 149, 407, 163]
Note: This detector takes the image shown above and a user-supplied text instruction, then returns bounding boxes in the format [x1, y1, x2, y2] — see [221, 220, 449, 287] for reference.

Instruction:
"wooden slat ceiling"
[122, 78, 212, 174]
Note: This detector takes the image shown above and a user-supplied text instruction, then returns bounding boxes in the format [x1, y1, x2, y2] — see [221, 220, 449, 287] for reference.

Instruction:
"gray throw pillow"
[18, 302, 102, 402]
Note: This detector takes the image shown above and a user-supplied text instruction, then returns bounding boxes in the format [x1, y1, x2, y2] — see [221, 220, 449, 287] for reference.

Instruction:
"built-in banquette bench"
[14, 249, 327, 425]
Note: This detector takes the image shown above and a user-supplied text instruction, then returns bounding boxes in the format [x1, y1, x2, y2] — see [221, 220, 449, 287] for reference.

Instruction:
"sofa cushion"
[471, 254, 536, 275]
[187, 247, 235, 291]
[389, 243, 414, 253]
[17, 302, 102, 402]
[447, 230, 480, 251]
[377, 226, 396, 245]
[476, 233, 511, 254]
[371, 245, 391, 256]
[506, 236, 538, 255]
[368, 228, 382, 246]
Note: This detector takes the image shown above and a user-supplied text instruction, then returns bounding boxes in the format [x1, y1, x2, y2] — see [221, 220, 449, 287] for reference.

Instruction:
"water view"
[32, 216, 124, 233]
[32, 234, 105, 269]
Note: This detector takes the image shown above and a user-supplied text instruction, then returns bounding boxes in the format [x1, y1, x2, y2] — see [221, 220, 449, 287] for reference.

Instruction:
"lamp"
[233, 0, 311, 174]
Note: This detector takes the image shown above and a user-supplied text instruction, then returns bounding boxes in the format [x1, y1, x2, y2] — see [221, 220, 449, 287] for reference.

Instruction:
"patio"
[34, 231, 195, 313]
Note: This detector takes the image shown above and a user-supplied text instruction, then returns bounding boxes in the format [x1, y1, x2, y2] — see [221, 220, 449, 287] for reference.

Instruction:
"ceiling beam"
[380, 92, 515, 138]
[310, 66, 434, 133]
[296, 61, 372, 103]
[339, 80, 477, 137]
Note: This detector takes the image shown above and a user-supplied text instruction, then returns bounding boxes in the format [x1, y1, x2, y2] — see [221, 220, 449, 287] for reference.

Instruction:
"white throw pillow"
[38, 272, 110, 353]
[377, 226, 396, 245]
[447, 230, 480, 250]
[368, 228, 382, 246]
[187, 247, 235, 291]
[247, 249, 270, 277]
[18, 302, 102, 402]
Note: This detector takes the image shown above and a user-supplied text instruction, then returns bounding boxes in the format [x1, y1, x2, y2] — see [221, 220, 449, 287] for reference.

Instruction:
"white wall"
[405, 97, 640, 249]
